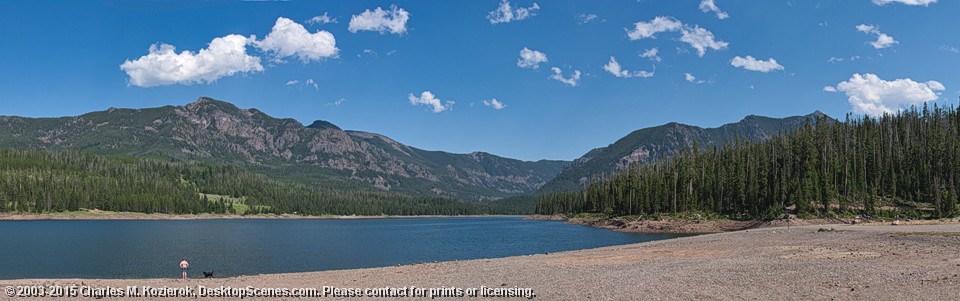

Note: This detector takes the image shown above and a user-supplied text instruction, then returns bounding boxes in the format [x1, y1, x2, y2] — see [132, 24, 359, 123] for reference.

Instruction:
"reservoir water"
[0, 217, 682, 279]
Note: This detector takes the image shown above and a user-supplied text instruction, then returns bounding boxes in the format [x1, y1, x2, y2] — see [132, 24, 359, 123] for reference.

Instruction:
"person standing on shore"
[179, 258, 189, 280]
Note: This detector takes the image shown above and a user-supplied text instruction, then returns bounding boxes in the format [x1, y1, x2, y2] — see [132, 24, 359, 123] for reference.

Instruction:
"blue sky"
[1, 0, 958, 161]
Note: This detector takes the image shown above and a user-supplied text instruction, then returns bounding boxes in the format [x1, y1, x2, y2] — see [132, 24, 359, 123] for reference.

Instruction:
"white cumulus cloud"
[856, 24, 898, 49]
[549, 67, 581, 87]
[603, 57, 654, 78]
[730, 55, 784, 72]
[627, 16, 727, 57]
[256, 17, 338, 63]
[307, 13, 337, 25]
[699, 0, 729, 19]
[482, 98, 506, 110]
[517, 47, 548, 69]
[408, 91, 454, 113]
[872, 0, 936, 6]
[487, 0, 540, 24]
[825, 73, 945, 116]
[349, 5, 410, 35]
[120, 35, 263, 87]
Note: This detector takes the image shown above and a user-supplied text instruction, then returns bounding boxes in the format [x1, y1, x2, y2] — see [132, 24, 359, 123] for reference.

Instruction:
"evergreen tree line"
[538, 104, 960, 219]
[0, 149, 517, 215]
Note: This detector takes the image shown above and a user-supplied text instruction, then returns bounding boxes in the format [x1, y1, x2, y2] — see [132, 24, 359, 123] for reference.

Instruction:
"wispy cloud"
[699, 0, 729, 20]
[685, 72, 706, 84]
[285, 78, 318, 90]
[575, 13, 597, 25]
[549, 67, 581, 87]
[482, 98, 506, 110]
[872, 0, 936, 6]
[680, 26, 729, 57]
[326, 98, 347, 107]
[488, 0, 540, 24]
[306, 13, 337, 25]
[626, 16, 682, 40]
[640, 48, 661, 62]
[603, 57, 654, 78]
[856, 24, 897, 49]
[357, 49, 378, 59]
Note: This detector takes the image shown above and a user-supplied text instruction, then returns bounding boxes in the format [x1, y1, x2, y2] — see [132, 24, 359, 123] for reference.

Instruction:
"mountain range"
[0, 97, 566, 201]
[536, 111, 827, 193]
[0, 97, 824, 202]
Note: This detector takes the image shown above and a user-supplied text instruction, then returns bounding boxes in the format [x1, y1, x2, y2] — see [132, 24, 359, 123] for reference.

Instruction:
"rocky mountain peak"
[307, 120, 341, 131]
[185, 97, 242, 113]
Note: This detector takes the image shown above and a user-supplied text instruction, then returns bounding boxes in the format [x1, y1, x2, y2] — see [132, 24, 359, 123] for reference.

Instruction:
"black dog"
[203, 271, 214, 278]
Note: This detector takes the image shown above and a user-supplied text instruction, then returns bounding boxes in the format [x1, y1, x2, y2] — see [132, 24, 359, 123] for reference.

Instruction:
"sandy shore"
[0, 212, 512, 221]
[3, 223, 959, 300]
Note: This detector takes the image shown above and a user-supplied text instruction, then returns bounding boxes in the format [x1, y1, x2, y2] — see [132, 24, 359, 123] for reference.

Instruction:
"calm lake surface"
[0, 217, 681, 279]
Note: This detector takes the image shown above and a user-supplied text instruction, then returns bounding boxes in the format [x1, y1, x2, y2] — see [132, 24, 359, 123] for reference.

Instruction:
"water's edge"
[0, 217, 682, 279]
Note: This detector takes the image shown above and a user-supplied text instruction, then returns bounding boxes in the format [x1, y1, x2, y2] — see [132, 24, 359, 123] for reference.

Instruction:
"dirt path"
[3, 223, 959, 300]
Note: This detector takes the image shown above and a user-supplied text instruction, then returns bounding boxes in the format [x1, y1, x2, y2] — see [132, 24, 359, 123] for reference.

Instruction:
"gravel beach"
[3, 223, 959, 300]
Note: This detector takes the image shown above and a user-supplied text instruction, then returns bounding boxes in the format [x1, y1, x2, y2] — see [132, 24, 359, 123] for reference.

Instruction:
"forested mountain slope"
[0, 97, 568, 201]
[0, 148, 519, 215]
[539, 106, 959, 219]
[538, 112, 827, 193]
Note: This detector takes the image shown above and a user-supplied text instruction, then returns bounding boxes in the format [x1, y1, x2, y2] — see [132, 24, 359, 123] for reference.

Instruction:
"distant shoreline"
[0, 211, 523, 221]
[526, 214, 960, 233]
